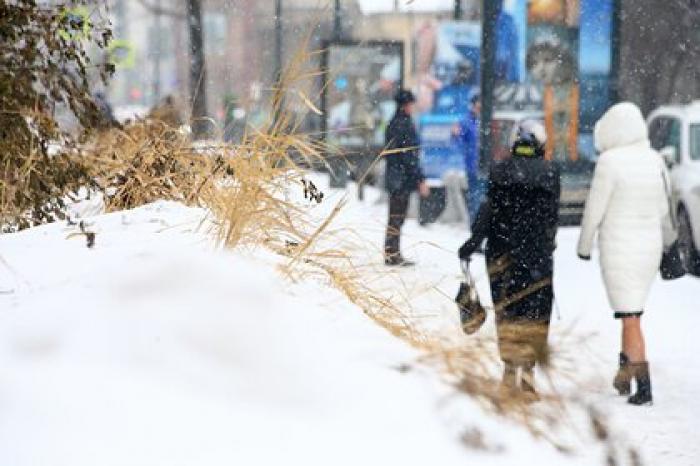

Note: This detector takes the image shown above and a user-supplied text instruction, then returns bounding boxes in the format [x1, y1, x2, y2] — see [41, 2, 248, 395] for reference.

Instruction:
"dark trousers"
[384, 192, 410, 258]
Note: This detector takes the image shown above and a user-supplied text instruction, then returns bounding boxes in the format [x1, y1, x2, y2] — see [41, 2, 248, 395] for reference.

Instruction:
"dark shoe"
[384, 255, 415, 267]
[613, 352, 632, 395]
[520, 366, 540, 403]
[627, 362, 653, 406]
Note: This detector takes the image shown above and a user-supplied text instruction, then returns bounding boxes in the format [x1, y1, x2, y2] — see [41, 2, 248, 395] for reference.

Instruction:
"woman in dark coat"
[458, 120, 560, 401]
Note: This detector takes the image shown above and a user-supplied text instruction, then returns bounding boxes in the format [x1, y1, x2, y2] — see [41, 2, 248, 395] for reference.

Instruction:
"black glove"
[458, 242, 473, 261]
[578, 253, 591, 261]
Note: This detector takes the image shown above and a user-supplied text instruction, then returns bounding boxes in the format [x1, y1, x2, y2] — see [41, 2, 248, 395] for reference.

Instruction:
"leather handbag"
[660, 168, 686, 280]
[455, 261, 486, 334]
[661, 242, 685, 280]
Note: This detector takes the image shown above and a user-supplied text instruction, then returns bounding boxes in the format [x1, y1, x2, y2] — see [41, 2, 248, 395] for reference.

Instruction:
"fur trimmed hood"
[594, 102, 649, 153]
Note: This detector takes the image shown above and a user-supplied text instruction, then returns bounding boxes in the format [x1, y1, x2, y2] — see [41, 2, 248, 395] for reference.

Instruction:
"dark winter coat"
[461, 156, 560, 274]
[384, 109, 425, 194]
[460, 156, 560, 364]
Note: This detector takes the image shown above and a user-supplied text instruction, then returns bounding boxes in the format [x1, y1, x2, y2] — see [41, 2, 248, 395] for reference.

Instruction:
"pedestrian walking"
[383, 89, 430, 266]
[458, 120, 560, 402]
[454, 91, 484, 226]
[577, 102, 676, 406]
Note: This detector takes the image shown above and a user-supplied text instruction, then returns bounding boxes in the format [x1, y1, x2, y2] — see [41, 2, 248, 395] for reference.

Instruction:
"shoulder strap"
[661, 167, 678, 229]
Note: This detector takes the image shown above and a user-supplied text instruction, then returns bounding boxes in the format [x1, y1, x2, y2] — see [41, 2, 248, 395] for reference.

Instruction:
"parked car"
[647, 102, 700, 275]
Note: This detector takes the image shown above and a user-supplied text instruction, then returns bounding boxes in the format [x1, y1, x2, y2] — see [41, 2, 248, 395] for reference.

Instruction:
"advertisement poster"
[413, 1, 525, 181]
[323, 42, 403, 152]
[526, 0, 581, 162]
[578, 0, 614, 157]
[414, 0, 613, 182]
[520, 0, 614, 162]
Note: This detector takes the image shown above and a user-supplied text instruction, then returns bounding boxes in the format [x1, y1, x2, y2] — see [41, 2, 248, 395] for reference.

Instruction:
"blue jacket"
[457, 112, 480, 179]
[495, 12, 520, 83]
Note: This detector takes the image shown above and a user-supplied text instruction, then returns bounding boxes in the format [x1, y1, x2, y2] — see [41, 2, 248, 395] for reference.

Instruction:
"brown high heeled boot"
[613, 352, 632, 395]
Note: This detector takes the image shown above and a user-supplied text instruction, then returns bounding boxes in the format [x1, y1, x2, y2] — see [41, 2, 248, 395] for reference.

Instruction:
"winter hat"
[394, 89, 416, 106]
[512, 119, 547, 158]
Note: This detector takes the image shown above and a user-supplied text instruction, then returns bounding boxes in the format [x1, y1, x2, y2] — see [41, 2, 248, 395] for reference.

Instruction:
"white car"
[647, 102, 700, 275]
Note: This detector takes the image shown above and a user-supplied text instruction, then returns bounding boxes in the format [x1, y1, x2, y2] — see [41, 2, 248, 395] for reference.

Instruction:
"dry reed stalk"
[66, 32, 628, 458]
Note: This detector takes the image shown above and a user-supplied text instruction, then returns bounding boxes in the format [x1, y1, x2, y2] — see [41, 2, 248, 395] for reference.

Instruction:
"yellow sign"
[59, 7, 91, 41]
[107, 40, 136, 70]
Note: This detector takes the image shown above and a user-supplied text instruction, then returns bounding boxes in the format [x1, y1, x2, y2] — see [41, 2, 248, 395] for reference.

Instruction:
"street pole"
[152, 0, 161, 104]
[274, 0, 282, 83]
[610, 0, 622, 104]
[114, 0, 127, 104]
[333, 0, 341, 40]
[329, 0, 347, 189]
[187, 0, 207, 139]
[454, 0, 462, 20]
[480, 0, 500, 178]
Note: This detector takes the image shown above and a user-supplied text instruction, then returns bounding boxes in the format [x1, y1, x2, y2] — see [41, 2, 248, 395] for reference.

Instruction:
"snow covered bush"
[0, 0, 112, 231]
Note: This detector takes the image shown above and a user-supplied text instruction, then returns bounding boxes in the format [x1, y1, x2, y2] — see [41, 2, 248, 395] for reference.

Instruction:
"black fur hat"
[394, 89, 416, 105]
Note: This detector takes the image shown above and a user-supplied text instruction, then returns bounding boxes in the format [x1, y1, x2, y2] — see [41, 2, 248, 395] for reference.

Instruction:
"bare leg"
[621, 316, 646, 362]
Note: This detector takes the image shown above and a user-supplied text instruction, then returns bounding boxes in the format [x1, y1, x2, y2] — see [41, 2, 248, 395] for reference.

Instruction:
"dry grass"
[81, 59, 549, 436]
[5, 34, 636, 462]
[86, 120, 216, 212]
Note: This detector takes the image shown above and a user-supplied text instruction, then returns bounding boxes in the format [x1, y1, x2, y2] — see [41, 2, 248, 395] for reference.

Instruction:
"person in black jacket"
[383, 89, 430, 266]
[458, 120, 560, 402]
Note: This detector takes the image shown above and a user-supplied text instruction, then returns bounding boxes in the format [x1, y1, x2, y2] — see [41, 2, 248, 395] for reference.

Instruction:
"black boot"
[628, 362, 653, 406]
[520, 365, 540, 403]
[384, 254, 415, 267]
[613, 352, 632, 395]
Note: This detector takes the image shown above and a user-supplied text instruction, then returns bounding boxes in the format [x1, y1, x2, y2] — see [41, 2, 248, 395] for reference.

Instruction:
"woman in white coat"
[577, 102, 674, 406]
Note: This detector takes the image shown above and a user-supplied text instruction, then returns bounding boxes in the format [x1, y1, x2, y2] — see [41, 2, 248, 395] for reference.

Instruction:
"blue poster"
[414, 0, 614, 181]
[578, 0, 614, 158]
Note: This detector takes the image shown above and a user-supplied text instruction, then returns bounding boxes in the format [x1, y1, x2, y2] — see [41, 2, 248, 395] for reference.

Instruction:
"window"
[667, 119, 682, 159]
[649, 118, 669, 151]
[690, 124, 700, 161]
[203, 13, 227, 56]
[649, 117, 682, 164]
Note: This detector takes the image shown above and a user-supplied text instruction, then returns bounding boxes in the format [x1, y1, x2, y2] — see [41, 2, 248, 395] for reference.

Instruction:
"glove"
[578, 253, 591, 261]
[458, 242, 473, 261]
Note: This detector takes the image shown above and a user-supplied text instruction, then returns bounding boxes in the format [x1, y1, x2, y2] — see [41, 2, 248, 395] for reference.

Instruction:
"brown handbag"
[455, 261, 487, 335]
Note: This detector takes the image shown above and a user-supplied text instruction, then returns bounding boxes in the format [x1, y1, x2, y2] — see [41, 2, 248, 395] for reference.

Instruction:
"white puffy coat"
[577, 102, 672, 313]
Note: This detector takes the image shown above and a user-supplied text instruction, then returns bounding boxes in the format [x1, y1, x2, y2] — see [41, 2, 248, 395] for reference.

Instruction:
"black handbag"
[455, 261, 486, 335]
[661, 241, 685, 280]
[660, 169, 686, 280]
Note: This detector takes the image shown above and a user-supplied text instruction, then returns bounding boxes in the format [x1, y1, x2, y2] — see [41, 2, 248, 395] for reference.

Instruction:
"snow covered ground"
[0, 175, 698, 465]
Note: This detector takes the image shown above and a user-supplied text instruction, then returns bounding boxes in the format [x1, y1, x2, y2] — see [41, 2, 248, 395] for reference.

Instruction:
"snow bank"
[8, 170, 694, 465]
[0, 201, 586, 466]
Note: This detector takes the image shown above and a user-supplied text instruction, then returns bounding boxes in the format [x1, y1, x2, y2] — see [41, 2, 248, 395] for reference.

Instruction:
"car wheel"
[678, 207, 700, 276]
